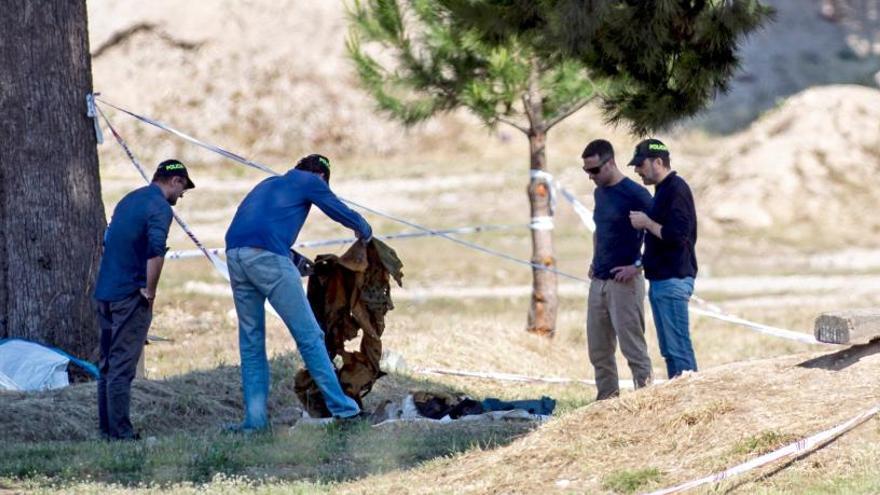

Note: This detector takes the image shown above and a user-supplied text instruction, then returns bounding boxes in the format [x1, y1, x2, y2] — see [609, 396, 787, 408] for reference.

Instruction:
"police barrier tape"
[94, 97, 832, 347]
[97, 106, 284, 319]
[95, 97, 600, 284]
[164, 223, 527, 260]
[97, 106, 230, 279]
[643, 403, 880, 495]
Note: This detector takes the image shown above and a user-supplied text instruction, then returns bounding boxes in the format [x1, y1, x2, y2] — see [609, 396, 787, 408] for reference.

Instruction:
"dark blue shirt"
[592, 177, 653, 280]
[94, 184, 173, 302]
[225, 169, 372, 256]
[644, 172, 698, 280]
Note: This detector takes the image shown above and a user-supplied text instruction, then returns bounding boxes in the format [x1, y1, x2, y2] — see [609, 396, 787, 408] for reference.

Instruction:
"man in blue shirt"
[629, 139, 699, 378]
[583, 139, 654, 400]
[225, 154, 372, 431]
[94, 159, 195, 440]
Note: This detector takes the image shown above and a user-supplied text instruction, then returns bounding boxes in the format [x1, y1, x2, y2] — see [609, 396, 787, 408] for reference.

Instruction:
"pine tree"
[440, 0, 775, 133]
[347, 0, 771, 337]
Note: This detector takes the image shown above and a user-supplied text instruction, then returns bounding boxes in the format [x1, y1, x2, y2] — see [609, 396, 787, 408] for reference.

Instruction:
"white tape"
[530, 216, 555, 231]
[689, 306, 829, 346]
[644, 403, 880, 495]
[85, 93, 104, 144]
[529, 170, 554, 182]
[557, 184, 596, 232]
[166, 248, 223, 260]
[529, 169, 557, 215]
[164, 224, 527, 261]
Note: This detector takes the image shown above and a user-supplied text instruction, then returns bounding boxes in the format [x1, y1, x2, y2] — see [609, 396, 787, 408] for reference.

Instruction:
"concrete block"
[815, 309, 880, 344]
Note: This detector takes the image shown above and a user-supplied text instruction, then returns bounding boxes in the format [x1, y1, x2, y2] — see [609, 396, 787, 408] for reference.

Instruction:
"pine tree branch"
[497, 117, 529, 134]
[521, 93, 536, 128]
[545, 96, 595, 131]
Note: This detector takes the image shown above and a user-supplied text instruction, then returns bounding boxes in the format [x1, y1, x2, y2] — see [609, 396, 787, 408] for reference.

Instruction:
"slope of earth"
[685, 84, 880, 247]
[339, 342, 880, 494]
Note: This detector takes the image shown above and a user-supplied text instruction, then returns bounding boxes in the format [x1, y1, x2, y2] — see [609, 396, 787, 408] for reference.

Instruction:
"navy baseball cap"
[628, 139, 670, 166]
[154, 159, 195, 189]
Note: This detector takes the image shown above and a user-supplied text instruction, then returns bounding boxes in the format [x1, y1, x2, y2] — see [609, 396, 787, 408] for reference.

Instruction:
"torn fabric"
[294, 239, 403, 417]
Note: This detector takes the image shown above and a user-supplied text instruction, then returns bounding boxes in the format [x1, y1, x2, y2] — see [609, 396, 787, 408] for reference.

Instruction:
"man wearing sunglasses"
[582, 139, 654, 400]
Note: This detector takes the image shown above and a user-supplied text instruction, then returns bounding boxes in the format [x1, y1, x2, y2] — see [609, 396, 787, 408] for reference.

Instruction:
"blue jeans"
[648, 277, 697, 378]
[226, 247, 360, 428]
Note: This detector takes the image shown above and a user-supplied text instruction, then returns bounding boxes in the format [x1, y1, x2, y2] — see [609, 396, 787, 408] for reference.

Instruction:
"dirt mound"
[88, 0, 464, 166]
[689, 0, 880, 134]
[690, 84, 880, 245]
[340, 341, 880, 494]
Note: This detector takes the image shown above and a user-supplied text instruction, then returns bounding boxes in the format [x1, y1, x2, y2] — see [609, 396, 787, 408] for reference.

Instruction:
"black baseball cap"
[628, 139, 670, 166]
[154, 159, 195, 189]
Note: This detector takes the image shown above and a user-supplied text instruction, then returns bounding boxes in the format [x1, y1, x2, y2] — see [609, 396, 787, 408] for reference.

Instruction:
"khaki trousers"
[587, 274, 652, 400]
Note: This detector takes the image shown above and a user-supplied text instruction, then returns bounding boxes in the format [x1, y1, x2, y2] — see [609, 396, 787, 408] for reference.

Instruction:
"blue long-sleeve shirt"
[94, 184, 173, 302]
[643, 172, 698, 280]
[225, 169, 372, 256]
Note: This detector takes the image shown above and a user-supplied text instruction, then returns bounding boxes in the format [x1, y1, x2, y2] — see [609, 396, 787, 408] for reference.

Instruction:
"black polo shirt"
[644, 172, 698, 280]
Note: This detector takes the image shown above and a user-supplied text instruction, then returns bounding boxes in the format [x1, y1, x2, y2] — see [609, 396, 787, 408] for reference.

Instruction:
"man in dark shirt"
[224, 154, 372, 431]
[583, 139, 654, 400]
[628, 139, 698, 378]
[94, 159, 195, 440]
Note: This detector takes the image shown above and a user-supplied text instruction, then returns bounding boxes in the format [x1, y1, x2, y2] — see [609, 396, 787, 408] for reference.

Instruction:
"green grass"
[602, 467, 663, 494]
[730, 431, 799, 458]
[0, 422, 533, 491]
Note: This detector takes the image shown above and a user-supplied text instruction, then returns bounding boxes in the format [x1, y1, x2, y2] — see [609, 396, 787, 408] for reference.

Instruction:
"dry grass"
[333, 342, 880, 494]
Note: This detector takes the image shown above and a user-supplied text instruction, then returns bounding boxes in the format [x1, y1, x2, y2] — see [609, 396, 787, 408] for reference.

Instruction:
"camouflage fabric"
[294, 239, 403, 417]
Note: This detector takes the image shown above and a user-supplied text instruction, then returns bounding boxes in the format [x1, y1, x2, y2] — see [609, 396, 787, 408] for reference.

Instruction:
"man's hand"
[610, 265, 639, 283]
[139, 288, 155, 311]
[629, 211, 651, 230]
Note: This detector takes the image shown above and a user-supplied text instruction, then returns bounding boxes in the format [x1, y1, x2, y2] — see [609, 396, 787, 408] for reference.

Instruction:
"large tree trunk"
[0, 1, 106, 363]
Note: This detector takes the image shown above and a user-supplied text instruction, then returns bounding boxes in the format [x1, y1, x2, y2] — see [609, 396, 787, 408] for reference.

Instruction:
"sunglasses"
[583, 155, 611, 175]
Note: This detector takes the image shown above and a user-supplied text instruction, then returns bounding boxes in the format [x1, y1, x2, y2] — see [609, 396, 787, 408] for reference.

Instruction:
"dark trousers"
[95, 292, 151, 439]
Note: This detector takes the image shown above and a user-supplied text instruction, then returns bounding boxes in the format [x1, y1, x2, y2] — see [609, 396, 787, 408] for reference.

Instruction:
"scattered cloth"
[403, 392, 555, 421]
[294, 239, 404, 417]
[370, 393, 554, 427]
[482, 396, 556, 416]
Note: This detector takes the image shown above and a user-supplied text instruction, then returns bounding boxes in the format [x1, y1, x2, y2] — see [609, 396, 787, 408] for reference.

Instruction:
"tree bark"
[0, 1, 106, 362]
[524, 74, 558, 337]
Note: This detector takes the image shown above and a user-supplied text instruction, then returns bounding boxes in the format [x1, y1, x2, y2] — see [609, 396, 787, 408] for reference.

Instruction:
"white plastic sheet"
[0, 340, 70, 391]
[0, 369, 19, 391]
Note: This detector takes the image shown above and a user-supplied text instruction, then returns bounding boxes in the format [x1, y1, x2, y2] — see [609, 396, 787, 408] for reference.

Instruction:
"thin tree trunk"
[523, 74, 558, 337]
[0, 1, 106, 363]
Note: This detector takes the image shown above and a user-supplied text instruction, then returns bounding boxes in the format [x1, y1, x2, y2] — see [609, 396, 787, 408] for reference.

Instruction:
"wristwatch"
[634, 259, 643, 269]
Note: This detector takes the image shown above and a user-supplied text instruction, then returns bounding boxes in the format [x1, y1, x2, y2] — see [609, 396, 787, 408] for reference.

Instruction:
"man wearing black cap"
[224, 154, 372, 432]
[628, 139, 699, 379]
[93, 159, 195, 440]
